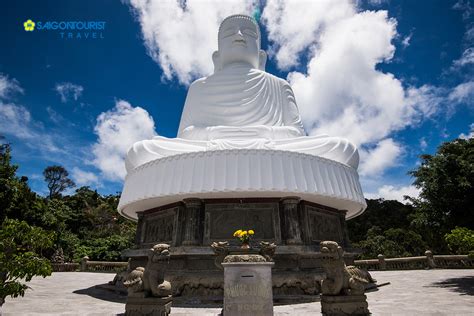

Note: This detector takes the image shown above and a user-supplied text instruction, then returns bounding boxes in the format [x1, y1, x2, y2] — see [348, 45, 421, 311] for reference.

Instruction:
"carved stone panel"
[204, 202, 281, 244]
[306, 206, 343, 243]
[143, 208, 178, 245]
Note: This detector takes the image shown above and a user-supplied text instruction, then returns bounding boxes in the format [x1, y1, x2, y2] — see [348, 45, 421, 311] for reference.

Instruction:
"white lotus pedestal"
[119, 149, 366, 303]
[119, 149, 366, 219]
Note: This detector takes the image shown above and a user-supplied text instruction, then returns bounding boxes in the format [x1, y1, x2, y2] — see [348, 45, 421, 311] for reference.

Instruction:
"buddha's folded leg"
[273, 135, 360, 169]
[125, 136, 208, 172]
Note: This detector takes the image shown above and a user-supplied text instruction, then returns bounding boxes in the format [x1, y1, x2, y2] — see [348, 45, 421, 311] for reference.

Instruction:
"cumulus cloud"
[71, 167, 100, 186]
[55, 82, 84, 103]
[359, 138, 402, 177]
[365, 184, 420, 202]
[459, 123, 474, 139]
[262, 1, 448, 181]
[128, 0, 256, 85]
[92, 100, 157, 181]
[262, 0, 354, 69]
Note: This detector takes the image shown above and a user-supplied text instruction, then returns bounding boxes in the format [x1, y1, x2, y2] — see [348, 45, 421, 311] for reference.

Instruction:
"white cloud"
[71, 167, 100, 186]
[0, 76, 74, 157]
[459, 123, 474, 139]
[401, 33, 412, 48]
[453, 0, 473, 20]
[128, 0, 256, 85]
[55, 82, 84, 103]
[359, 138, 402, 177]
[262, 0, 354, 69]
[262, 1, 448, 181]
[448, 81, 474, 104]
[365, 184, 420, 202]
[453, 47, 474, 68]
[92, 100, 157, 181]
[419, 137, 428, 150]
[0, 103, 34, 139]
[0, 74, 23, 99]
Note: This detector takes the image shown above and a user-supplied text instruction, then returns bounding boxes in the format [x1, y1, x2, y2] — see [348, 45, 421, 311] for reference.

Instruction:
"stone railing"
[51, 257, 128, 273]
[51, 262, 80, 272]
[354, 251, 474, 270]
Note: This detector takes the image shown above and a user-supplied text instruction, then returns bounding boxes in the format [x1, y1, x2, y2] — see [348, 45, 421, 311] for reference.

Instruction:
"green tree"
[43, 165, 75, 199]
[347, 199, 415, 243]
[409, 138, 474, 251]
[0, 219, 55, 306]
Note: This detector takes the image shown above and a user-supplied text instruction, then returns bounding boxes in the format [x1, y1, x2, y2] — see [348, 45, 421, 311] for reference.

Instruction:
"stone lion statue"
[123, 243, 172, 298]
[320, 241, 375, 296]
[123, 267, 145, 295]
[211, 241, 230, 270]
[143, 243, 172, 297]
[259, 241, 277, 262]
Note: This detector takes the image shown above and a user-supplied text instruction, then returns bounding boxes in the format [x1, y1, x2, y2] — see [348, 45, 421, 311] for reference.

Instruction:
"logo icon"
[24, 19, 35, 31]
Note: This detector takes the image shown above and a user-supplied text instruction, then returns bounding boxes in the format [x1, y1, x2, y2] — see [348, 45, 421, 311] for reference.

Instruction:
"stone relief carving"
[309, 209, 342, 243]
[144, 215, 175, 243]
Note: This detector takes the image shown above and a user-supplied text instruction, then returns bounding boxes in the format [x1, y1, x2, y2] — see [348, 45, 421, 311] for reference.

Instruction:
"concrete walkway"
[2, 269, 473, 315]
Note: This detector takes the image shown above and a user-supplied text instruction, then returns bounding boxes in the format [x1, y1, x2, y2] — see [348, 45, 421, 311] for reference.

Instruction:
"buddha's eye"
[243, 29, 257, 39]
[221, 28, 237, 38]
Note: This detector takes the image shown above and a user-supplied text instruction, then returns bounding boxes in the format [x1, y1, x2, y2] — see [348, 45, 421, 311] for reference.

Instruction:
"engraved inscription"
[308, 208, 342, 243]
[225, 283, 272, 299]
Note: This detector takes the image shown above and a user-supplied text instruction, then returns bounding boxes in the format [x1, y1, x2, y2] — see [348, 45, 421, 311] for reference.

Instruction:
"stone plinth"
[125, 295, 172, 316]
[222, 255, 274, 316]
[321, 294, 370, 316]
[123, 198, 358, 304]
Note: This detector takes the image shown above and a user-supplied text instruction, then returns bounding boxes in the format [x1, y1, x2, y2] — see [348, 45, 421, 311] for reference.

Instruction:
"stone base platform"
[321, 294, 370, 316]
[123, 198, 358, 304]
[125, 295, 172, 316]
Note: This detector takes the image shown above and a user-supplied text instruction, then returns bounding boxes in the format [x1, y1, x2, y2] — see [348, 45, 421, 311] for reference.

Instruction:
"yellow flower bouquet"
[233, 229, 255, 248]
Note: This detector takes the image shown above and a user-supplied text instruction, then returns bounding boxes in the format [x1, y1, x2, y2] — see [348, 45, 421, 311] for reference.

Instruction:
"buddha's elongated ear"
[212, 51, 222, 72]
[258, 50, 267, 70]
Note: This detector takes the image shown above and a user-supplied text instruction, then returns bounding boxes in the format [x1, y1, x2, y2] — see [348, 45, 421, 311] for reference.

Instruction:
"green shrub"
[444, 227, 474, 254]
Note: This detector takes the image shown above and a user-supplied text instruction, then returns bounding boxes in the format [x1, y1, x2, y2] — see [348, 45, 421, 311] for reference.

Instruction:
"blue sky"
[0, 0, 473, 201]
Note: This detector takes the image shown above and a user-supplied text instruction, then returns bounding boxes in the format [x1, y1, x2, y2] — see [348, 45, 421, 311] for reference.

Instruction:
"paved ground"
[2, 269, 473, 315]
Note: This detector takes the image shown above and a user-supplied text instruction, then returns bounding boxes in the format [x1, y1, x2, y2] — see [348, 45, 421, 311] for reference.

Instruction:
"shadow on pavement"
[427, 276, 474, 296]
[73, 284, 127, 304]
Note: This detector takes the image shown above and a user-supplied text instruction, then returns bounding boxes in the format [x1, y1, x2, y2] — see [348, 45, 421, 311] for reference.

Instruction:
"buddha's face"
[217, 18, 260, 68]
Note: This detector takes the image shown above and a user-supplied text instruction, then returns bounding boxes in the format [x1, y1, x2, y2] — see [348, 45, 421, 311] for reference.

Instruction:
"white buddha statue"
[126, 14, 359, 172]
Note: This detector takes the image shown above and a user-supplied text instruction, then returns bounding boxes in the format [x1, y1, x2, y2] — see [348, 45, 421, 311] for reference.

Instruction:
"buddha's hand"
[271, 126, 304, 139]
[208, 125, 274, 140]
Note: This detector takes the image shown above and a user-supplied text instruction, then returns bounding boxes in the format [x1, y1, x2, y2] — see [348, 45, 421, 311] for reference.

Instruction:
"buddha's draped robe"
[126, 65, 359, 172]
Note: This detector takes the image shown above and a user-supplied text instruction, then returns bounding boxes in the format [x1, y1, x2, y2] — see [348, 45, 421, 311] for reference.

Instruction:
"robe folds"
[125, 65, 359, 172]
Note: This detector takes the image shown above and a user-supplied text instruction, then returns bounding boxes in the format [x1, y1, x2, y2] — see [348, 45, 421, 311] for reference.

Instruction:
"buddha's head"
[213, 14, 267, 71]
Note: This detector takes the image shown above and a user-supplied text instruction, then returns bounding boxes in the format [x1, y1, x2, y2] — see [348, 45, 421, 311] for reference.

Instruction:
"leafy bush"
[444, 227, 474, 254]
[355, 226, 427, 259]
[0, 219, 55, 306]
